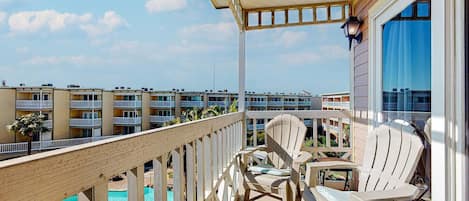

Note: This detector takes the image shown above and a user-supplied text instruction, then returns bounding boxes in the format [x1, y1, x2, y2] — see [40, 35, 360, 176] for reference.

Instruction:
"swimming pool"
[63, 187, 173, 201]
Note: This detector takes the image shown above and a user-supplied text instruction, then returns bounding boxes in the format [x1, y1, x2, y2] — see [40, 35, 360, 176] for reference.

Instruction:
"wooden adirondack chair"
[238, 114, 313, 201]
[303, 120, 424, 201]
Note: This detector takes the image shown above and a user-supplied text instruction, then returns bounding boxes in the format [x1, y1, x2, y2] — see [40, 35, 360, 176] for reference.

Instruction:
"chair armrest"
[293, 151, 313, 165]
[350, 184, 419, 201]
[305, 161, 359, 187]
[236, 145, 269, 157]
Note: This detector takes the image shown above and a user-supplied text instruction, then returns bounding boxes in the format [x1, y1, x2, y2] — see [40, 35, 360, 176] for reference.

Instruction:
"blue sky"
[0, 0, 350, 95]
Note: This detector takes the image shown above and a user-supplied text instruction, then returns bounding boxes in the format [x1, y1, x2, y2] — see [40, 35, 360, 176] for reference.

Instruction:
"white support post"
[128, 165, 144, 201]
[238, 30, 246, 112]
[186, 143, 196, 201]
[154, 155, 168, 201]
[78, 181, 108, 201]
[196, 138, 205, 201]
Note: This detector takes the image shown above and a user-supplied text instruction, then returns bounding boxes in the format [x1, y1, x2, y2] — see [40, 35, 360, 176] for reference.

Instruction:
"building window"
[381, 1, 431, 128]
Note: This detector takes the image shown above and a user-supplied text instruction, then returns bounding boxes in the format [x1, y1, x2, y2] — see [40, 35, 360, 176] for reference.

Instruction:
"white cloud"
[277, 31, 307, 47]
[15, 47, 29, 54]
[180, 22, 236, 41]
[80, 11, 127, 37]
[280, 51, 321, 64]
[145, 0, 187, 13]
[8, 10, 92, 33]
[0, 11, 6, 24]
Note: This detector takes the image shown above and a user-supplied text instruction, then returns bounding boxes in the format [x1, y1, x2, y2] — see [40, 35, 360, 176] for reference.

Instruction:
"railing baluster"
[172, 147, 185, 201]
[212, 131, 219, 183]
[154, 154, 168, 201]
[217, 130, 223, 177]
[338, 118, 343, 148]
[203, 135, 212, 197]
[196, 138, 205, 201]
[186, 142, 196, 201]
[313, 118, 318, 158]
[78, 180, 107, 201]
[325, 118, 331, 147]
[127, 165, 144, 201]
[253, 118, 257, 146]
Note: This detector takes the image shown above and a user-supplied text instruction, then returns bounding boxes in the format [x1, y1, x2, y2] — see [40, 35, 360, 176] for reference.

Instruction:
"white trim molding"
[432, 0, 466, 201]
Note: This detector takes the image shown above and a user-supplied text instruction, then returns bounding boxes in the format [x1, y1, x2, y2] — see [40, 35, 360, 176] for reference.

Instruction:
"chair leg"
[282, 183, 293, 201]
[244, 188, 251, 201]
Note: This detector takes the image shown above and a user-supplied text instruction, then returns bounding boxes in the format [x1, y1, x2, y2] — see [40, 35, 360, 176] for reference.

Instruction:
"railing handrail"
[0, 112, 244, 201]
[246, 110, 351, 119]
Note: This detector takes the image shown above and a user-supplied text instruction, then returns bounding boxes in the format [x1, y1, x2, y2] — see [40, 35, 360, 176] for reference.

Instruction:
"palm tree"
[6, 113, 49, 155]
[229, 99, 238, 113]
[202, 105, 222, 118]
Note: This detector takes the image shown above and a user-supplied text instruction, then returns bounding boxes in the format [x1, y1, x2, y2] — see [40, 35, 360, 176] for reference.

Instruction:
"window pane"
[382, 1, 431, 128]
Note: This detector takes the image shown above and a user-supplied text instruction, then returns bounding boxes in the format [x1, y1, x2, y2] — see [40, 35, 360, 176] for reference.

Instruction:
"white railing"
[284, 101, 298, 106]
[322, 101, 350, 109]
[180, 100, 204, 108]
[150, 101, 175, 108]
[247, 101, 267, 107]
[43, 120, 53, 129]
[70, 100, 102, 109]
[113, 100, 142, 108]
[150, 116, 175, 123]
[246, 110, 352, 160]
[70, 118, 102, 127]
[0, 112, 244, 201]
[113, 117, 142, 125]
[247, 123, 264, 131]
[16, 100, 53, 110]
[0, 135, 117, 154]
[267, 101, 284, 106]
[208, 101, 229, 107]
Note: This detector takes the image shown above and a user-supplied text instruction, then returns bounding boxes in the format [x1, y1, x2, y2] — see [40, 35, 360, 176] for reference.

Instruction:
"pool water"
[63, 187, 174, 201]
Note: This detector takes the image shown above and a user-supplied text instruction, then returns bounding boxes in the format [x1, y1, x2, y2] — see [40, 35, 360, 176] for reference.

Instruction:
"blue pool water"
[64, 187, 173, 201]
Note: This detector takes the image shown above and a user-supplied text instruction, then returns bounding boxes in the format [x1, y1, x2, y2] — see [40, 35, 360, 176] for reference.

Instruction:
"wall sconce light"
[341, 16, 363, 50]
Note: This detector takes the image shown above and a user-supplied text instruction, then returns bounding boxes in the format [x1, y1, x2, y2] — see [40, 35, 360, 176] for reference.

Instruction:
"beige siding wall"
[351, 0, 376, 165]
[102, 91, 114, 136]
[53, 90, 70, 139]
[0, 89, 16, 143]
[141, 92, 150, 130]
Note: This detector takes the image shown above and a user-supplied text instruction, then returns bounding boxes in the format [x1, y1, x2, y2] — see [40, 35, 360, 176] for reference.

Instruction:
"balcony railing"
[322, 101, 350, 109]
[299, 101, 312, 106]
[43, 120, 53, 129]
[113, 100, 142, 108]
[70, 100, 102, 109]
[284, 101, 298, 106]
[180, 100, 204, 108]
[267, 101, 284, 106]
[0, 135, 117, 154]
[150, 101, 175, 108]
[247, 101, 267, 107]
[70, 118, 102, 127]
[16, 100, 53, 110]
[0, 112, 244, 201]
[113, 117, 142, 125]
[208, 101, 229, 107]
[150, 115, 175, 123]
[246, 110, 352, 159]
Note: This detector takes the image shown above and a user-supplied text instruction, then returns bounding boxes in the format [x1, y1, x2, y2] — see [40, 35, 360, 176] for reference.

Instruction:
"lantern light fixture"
[341, 16, 363, 50]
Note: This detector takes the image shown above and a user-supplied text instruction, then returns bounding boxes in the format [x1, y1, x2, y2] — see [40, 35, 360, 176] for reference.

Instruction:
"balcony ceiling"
[210, 0, 350, 31]
[211, 0, 346, 9]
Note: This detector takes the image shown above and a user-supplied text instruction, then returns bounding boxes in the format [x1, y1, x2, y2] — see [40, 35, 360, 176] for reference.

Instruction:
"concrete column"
[175, 93, 181, 118]
[238, 31, 246, 112]
[127, 165, 144, 201]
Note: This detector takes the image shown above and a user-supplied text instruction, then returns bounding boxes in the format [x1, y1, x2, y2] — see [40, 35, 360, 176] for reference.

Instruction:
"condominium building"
[321, 92, 351, 146]
[0, 85, 320, 147]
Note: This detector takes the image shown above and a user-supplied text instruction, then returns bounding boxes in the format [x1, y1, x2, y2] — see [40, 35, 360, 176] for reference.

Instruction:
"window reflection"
[382, 1, 431, 128]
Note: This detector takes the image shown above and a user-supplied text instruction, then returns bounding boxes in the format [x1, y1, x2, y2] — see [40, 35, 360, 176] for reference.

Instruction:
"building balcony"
[70, 100, 102, 109]
[70, 118, 102, 128]
[247, 101, 267, 107]
[150, 115, 175, 123]
[16, 100, 53, 110]
[208, 101, 229, 107]
[180, 100, 204, 108]
[284, 101, 298, 106]
[43, 120, 53, 129]
[247, 123, 264, 131]
[299, 101, 312, 106]
[113, 117, 142, 125]
[113, 100, 142, 108]
[268, 101, 284, 106]
[150, 101, 175, 108]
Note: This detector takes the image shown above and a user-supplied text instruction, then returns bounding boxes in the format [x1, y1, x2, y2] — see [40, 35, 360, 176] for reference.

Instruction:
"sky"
[0, 0, 350, 95]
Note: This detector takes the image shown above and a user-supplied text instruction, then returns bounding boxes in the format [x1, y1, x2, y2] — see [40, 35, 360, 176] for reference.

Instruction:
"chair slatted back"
[265, 114, 307, 169]
[358, 120, 424, 192]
